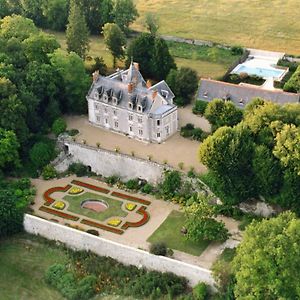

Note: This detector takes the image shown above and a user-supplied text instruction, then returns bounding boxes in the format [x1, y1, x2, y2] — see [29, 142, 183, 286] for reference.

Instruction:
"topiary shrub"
[150, 242, 167, 256]
[193, 282, 209, 300]
[52, 118, 67, 136]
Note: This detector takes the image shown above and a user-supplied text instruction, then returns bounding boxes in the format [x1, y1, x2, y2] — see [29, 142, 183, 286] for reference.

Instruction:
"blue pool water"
[234, 65, 285, 79]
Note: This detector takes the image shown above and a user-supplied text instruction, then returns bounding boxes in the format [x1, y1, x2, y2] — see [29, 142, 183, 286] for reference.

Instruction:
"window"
[139, 129, 143, 136]
[94, 102, 99, 110]
[128, 114, 133, 121]
[115, 121, 118, 128]
[113, 110, 117, 116]
[129, 126, 133, 132]
[165, 126, 170, 135]
[103, 95, 108, 102]
[157, 119, 160, 126]
[138, 117, 142, 123]
[157, 132, 160, 138]
[203, 91, 208, 98]
[96, 116, 100, 122]
[128, 102, 133, 109]
[105, 118, 108, 124]
[138, 105, 143, 112]
[104, 107, 108, 113]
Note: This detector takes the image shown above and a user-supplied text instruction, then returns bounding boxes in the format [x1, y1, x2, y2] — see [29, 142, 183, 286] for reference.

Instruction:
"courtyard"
[64, 105, 210, 174]
[31, 176, 241, 269]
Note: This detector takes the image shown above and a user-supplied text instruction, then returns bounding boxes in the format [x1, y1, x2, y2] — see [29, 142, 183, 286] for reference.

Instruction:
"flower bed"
[68, 187, 84, 195]
[71, 180, 110, 194]
[111, 191, 151, 206]
[43, 185, 72, 206]
[39, 206, 79, 221]
[107, 218, 122, 227]
[53, 201, 65, 210]
[121, 206, 150, 229]
[125, 203, 137, 211]
[81, 219, 124, 235]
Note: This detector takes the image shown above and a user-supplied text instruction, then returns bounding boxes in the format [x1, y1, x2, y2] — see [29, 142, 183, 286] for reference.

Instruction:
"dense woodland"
[0, 1, 300, 300]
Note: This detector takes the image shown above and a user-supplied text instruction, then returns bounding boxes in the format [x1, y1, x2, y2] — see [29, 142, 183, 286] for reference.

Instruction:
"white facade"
[87, 63, 178, 143]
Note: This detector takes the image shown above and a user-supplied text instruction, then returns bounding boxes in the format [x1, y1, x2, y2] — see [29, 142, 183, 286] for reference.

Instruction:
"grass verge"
[147, 210, 210, 256]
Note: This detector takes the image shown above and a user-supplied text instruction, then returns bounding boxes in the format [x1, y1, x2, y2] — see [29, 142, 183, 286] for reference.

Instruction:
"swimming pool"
[233, 65, 286, 80]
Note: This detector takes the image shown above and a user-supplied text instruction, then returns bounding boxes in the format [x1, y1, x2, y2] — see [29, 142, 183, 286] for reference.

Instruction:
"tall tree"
[233, 212, 300, 299]
[113, 0, 138, 34]
[66, 0, 89, 58]
[20, 0, 46, 27]
[144, 12, 159, 35]
[103, 23, 126, 67]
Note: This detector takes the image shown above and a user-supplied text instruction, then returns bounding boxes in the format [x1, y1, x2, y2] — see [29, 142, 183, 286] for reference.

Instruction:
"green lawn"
[148, 210, 210, 256]
[0, 233, 66, 300]
[64, 192, 127, 221]
[133, 0, 300, 55]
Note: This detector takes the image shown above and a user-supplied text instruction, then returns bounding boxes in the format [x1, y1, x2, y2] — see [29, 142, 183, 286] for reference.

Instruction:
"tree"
[113, 0, 138, 34]
[273, 124, 300, 176]
[0, 128, 20, 171]
[283, 65, 300, 93]
[66, 0, 90, 58]
[159, 170, 181, 198]
[23, 32, 60, 63]
[233, 212, 300, 299]
[89, 56, 107, 75]
[20, 0, 46, 27]
[50, 49, 90, 114]
[166, 67, 198, 106]
[29, 141, 55, 169]
[79, 0, 113, 34]
[204, 99, 243, 130]
[42, 0, 68, 31]
[144, 13, 159, 35]
[52, 117, 67, 136]
[126, 33, 175, 80]
[252, 145, 283, 196]
[102, 23, 126, 67]
[185, 195, 229, 242]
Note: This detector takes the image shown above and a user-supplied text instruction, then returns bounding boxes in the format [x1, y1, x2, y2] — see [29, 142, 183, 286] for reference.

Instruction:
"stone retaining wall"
[24, 214, 215, 288]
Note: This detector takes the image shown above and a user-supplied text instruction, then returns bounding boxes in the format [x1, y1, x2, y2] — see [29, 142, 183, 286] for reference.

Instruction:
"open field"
[132, 0, 300, 54]
[148, 210, 210, 256]
[0, 234, 66, 300]
[47, 30, 234, 79]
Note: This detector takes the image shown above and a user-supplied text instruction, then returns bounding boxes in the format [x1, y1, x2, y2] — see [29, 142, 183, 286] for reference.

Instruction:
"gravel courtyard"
[65, 107, 210, 174]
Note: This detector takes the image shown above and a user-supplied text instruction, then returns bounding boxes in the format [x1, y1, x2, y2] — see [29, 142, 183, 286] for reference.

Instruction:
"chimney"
[128, 82, 134, 93]
[146, 80, 152, 89]
[92, 70, 99, 82]
[152, 90, 158, 100]
[133, 62, 139, 70]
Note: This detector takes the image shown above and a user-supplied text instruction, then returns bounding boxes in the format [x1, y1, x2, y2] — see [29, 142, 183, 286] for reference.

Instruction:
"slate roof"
[88, 63, 176, 116]
[198, 79, 300, 107]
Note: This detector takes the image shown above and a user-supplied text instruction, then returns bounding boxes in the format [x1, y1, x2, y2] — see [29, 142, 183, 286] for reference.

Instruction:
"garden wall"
[56, 140, 167, 184]
[24, 214, 215, 288]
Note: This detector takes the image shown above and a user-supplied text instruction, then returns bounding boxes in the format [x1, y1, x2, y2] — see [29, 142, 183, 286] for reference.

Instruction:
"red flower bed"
[121, 206, 150, 229]
[71, 180, 110, 194]
[111, 192, 151, 206]
[39, 206, 79, 221]
[81, 219, 124, 235]
[43, 184, 72, 206]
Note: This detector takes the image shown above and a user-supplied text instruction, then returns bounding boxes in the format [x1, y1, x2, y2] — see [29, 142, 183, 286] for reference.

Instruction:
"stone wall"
[55, 140, 167, 184]
[24, 214, 215, 287]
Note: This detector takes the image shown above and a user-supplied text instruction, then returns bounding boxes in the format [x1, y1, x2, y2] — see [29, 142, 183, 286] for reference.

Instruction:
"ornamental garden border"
[38, 179, 152, 235]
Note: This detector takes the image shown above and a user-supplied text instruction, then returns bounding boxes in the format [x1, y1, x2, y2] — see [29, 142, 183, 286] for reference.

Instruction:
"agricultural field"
[132, 0, 300, 55]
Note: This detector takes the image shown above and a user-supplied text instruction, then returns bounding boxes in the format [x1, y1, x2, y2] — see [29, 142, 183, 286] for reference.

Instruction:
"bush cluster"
[193, 100, 208, 115]
[180, 124, 209, 142]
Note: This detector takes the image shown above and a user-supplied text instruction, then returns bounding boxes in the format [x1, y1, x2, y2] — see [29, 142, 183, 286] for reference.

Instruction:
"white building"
[87, 62, 178, 143]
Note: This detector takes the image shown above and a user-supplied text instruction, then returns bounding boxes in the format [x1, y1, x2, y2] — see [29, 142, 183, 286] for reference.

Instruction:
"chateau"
[87, 62, 178, 143]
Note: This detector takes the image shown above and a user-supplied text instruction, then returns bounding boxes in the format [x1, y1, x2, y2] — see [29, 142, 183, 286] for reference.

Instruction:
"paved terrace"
[65, 106, 211, 174]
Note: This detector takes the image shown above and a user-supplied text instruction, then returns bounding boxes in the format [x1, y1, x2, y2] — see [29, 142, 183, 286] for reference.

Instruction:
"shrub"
[105, 175, 119, 185]
[231, 45, 244, 55]
[193, 282, 209, 300]
[149, 242, 167, 256]
[125, 178, 140, 190]
[86, 229, 99, 236]
[67, 129, 79, 136]
[192, 128, 203, 141]
[52, 118, 67, 136]
[42, 164, 57, 180]
[141, 183, 154, 194]
[68, 163, 89, 177]
[193, 100, 208, 115]
[159, 170, 182, 199]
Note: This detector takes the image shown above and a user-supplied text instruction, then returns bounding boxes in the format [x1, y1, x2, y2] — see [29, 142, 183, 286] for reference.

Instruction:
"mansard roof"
[198, 79, 300, 107]
[88, 63, 176, 116]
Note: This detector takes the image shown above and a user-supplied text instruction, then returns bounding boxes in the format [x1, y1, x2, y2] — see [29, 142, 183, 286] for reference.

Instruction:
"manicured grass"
[0, 233, 66, 300]
[148, 210, 210, 256]
[64, 192, 127, 221]
[132, 0, 300, 54]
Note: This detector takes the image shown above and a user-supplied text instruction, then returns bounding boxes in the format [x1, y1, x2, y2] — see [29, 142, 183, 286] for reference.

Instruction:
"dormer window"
[161, 90, 169, 98]
[113, 97, 118, 105]
[103, 94, 108, 103]
[94, 91, 99, 100]
[203, 91, 208, 98]
[137, 105, 143, 112]
[128, 102, 133, 110]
